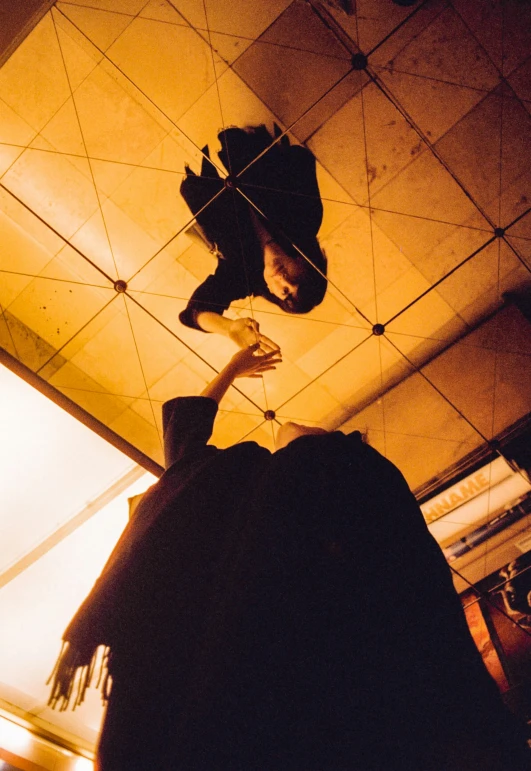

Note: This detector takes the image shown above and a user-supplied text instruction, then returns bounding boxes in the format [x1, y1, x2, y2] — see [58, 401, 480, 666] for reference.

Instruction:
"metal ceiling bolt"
[351, 53, 368, 70]
[494, 227, 505, 238]
[114, 280, 128, 293]
[372, 323, 385, 336]
[264, 410, 276, 420]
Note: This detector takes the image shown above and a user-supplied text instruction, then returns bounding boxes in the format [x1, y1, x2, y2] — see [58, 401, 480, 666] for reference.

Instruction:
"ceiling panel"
[1, 0, 531, 750]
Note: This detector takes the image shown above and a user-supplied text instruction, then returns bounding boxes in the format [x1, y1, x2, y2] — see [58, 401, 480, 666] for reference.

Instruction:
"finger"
[260, 339, 281, 356]
[259, 334, 280, 351]
[254, 365, 278, 373]
[248, 374, 263, 378]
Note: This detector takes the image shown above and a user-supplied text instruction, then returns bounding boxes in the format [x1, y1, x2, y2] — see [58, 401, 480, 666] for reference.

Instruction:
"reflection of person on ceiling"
[179, 124, 327, 351]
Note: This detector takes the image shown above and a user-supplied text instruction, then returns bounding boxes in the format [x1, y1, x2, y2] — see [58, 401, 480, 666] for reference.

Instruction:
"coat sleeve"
[178, 258, 249, 330]
[162, 396, 218, 468]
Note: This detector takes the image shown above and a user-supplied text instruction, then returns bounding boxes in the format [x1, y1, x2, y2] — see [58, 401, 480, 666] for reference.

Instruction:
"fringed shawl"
[48, 396, 270, 711]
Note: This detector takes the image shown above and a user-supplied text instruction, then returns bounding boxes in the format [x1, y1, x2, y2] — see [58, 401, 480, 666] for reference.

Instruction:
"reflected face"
[263, 242, 306, 301]
[274, 421, 328, 451]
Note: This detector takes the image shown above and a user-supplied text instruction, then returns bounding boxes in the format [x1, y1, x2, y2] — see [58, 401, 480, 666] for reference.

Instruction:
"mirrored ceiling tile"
[6, 269, 114, 362]
[369, 148, 488, 228]
[0, 97, 36, 147]
[507, 56, 531, 109]
[49, 294, 150, 403]
[168, 0, 292, 43]
[53, 7, 104, 87]
[315, 333, 410, 410]
[210, 411, 270, 449]
[0, 192, 66, 276]
[38, 97, 87, 157]
[2, 148, 100, 242]
[73, 198, 163, 281]
[231, 1, 359, 143]
[369, 207, 492, 285]
[56, 2, 138, 53]
[295, 322, 371, 381]
[108, 401, 163, 463]
[0, 144, 24, 176]
[337, 362, 485, 491]
[176, 68, 280, 162]
[368, 0, 447, 66]
[375, 68, 495, 145]
[308, 82, 429, 205]
[106, 16, 224, 127]
[506, 234, 531, 270]
[48, 359, 135, 427]
[355, 0, 435, 55]
[275, 379, 342, 424]
[61, 0, 149, 13]
[386, 239, 531, 347]
[418, 310, 531, 441]
[0, 13, 70, 133]
[452, 0, 531, 78]
[69, 64, 168, 165]
[380, 5, 500, 92]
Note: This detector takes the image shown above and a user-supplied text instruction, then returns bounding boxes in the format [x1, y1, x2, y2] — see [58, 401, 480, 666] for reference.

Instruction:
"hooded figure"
[49, 347, 530, 770]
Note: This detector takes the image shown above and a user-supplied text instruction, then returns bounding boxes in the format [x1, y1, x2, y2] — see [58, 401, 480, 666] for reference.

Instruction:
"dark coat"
[51, 398, 530, 770]
[178, 126, 323, 331]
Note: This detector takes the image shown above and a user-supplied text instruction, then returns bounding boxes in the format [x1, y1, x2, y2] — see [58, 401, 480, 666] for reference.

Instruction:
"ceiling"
[1, 0, 531, 758]
[1, 0, 530, 491]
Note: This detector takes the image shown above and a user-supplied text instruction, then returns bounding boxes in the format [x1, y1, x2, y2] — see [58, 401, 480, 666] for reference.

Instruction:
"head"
[262, 232, 327, 314]
[274, 421, 328, 452]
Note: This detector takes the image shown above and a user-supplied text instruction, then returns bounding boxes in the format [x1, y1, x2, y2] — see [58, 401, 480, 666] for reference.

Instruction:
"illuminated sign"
[420, 458, 512, 525]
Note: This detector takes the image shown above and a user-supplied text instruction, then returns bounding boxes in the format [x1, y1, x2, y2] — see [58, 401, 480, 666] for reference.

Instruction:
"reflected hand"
[228, 317, 280, 353]
[228, 344, 282, 379]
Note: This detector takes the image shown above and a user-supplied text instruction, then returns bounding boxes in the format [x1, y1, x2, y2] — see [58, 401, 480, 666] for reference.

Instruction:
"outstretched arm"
[196, 312, 279, 353]
[201, 343, 282, 404]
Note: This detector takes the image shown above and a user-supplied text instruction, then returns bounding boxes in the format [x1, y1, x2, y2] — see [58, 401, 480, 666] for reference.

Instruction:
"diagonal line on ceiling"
[0, 300, 20, 360]
[235, 178, 496, 235]
[33, 292, 117, 377]
[0, 268, 111, 290]
[371, 64, 498, 97]
[127, 288, 371, 331]
[383, 233, 497, 328]
[272, 330, 373, 416]
[121, 293, 163, 452]
[235, 66, 358, 180]
[51, 8, 122, 280]
[200, 0, 227, 144]
[505, 205, 531, 235]
[501, 236, 531, 276]
[366, 69, 497, 230]
[126, 186, 226, 284]
[451, 1, 503, 81]
[235, 184, 372, 325]
[126, 292, 269, 417]
[0, 181, 115, 284]
[53, 4, 226, 176]
[382, 334, 487, 443]
[0, 139, 204, 177]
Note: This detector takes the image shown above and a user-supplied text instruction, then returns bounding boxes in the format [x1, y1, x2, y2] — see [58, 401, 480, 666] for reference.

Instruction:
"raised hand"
[228, 344, 282, 379]
[228, 317, 280, 353]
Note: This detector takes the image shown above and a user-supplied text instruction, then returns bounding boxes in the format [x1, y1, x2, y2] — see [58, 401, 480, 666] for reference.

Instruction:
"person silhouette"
[50, 346, 530, 770]
[178, 125, 327, 352]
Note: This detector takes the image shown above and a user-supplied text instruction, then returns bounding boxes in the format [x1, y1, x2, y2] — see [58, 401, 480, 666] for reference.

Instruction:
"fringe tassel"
[47, 642, 111, 711]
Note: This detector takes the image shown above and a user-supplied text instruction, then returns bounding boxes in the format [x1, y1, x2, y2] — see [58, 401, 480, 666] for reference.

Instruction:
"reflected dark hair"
[262, 231, 328, 314]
